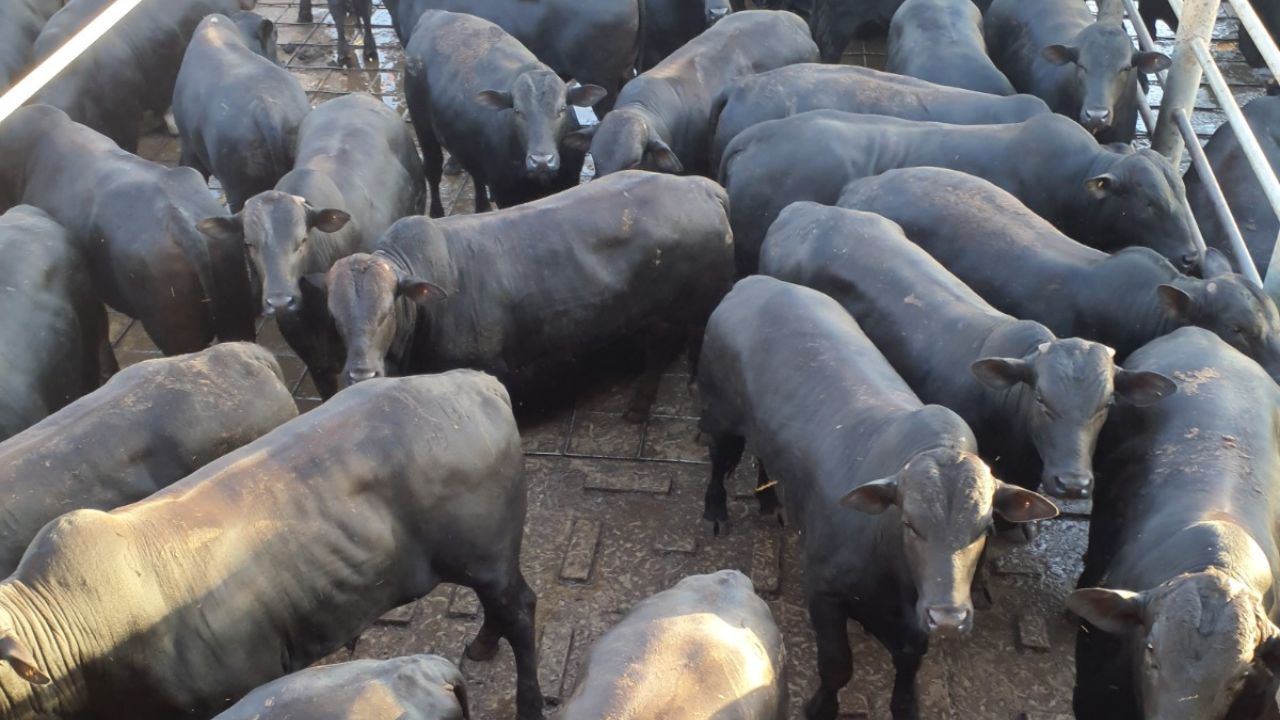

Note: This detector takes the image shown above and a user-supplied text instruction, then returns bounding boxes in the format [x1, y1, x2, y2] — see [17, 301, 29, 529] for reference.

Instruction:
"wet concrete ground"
[117, 1, 1271, 717]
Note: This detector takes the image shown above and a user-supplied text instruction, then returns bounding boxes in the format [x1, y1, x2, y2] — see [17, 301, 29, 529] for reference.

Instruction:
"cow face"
[476, 71, 606, 181]
[197, 191, 350, 316]
[1084, 148, 1201, 272]
[569, 108, 683, 178]
[1159, 258, 1280, 383]
[1042, 22, 1170, 135]
[705, 0, 731, 25]
[1069, 571, 1280, 720]
[841, 447, 1057, 637]
[323, 253, 446, 387]
[971, 339, 1175, 498]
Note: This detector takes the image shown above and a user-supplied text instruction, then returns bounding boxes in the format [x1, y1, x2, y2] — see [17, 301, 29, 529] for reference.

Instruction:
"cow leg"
[329, 1, 353, 67]
[80, 303, 114, 393]
[298, 0, 313, 23]
[179, 143, 210, 182]
[418, 128, 445, 218]
[360, 1, 378, 62]
[625, 325, 681, 423]
[704, 434, 745, 531]
[756, 461, 782, 523]
[469, 573, 544, 720]
[473, 175, 492, 213]
[804, 595, 852, 720]
[812, 0, 856, 63]
[889, 650, 924, 719]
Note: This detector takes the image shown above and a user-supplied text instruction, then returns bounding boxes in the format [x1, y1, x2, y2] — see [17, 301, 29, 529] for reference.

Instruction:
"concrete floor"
[113, 1, 1270, 717]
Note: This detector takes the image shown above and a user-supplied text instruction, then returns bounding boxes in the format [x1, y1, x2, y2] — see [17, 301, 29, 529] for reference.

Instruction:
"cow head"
[1042, 21, 1169, 135]
[1069, 570, 1280, 720]
[1159, 250, 1280, 383]
[322, 253, 446, 387]
[198, 191, 350, 317]
[1083, 147, 1201, 272]
[567, 108, 683, 177]
[971, 338, 1175, 498]
[841, 445, 1057, 637]
[476, 71, 606, 181]
[705, 0, 731, 25]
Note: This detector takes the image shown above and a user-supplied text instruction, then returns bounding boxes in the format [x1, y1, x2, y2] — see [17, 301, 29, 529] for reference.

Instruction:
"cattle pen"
[0, 0, 1278, 718]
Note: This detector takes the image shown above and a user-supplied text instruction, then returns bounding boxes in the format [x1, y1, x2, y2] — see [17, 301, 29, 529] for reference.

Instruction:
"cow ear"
[256, 18, 275, 48]
[563, 125, 597, 153]
[840, 476, 898, 514]
[1084, 173, 1117, 199]
[196, 215, 243, 242]
[1066, 588, 1145, 635]
[475, 90, 514, 111]
[1156, 284, 1197, 321]
[646, 137, 684, 173]
[0, 636, 49, 686]
[567, 84, 608, 108]
[1114, 369, 1177, 406]
[1202, 247, 1236, 278]
[1132, 50, 1172, 74]
[396, 277, 448, 305]
[1042, 44, 1079, 65]
[993, 483, 1059, 522]
[307, 208, 351, 234]
[970, 357, 1033, 390]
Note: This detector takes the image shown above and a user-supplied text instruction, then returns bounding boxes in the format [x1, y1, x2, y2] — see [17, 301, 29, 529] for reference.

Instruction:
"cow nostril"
[1051, 474, 1093, 499]
[264, 294, 297, 315]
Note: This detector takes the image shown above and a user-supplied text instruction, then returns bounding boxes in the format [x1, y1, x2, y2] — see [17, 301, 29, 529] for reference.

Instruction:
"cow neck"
[0, 581, 91, 718]
[1079, 255, 1179, 356]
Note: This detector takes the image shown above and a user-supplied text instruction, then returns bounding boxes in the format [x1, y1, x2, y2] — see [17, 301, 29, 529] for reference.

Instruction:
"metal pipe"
[1191, 37, 1280, 297]
[1228, 0, 1280, 78]
[0, 0, 145, 124]
[1173, 108, 1263, 283]
[1153, 0, 1221, 160]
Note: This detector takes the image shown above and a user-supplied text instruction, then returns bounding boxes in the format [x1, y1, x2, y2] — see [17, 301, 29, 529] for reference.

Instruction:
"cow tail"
[633, 0, 647, 77]
[453, 677, 472, 720]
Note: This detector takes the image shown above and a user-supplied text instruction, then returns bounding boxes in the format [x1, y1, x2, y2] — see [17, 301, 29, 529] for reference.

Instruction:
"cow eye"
[902, 519, 922, 537]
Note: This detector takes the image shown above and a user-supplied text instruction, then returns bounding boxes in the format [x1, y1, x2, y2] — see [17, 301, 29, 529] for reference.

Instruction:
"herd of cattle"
[4, 0, 1280, 717]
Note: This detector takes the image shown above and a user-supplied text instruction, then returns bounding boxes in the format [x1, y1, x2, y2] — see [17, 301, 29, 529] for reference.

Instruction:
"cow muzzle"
[263, 293, 299, 316]
[1081, 107, 1113, 132]
[526, 153, 559, 177]
[345, 367, 382, 385]
[1043, 470, 1093, 499]
[924, 604, 973, 637]
[707, 7, 730, 23]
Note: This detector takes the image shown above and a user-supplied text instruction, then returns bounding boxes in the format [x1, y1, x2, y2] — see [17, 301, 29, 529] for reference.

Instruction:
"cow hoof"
[298, 10, 313, 22]
[464, 636, 499, 662]
[621, 407, 649, 425]
[364, 48, 379, 62]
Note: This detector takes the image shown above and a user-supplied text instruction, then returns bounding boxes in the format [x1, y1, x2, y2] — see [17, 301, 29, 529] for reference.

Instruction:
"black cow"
[639, 0, 733, 71]
[888, 0, 1016, 95]
[1186, 91, 1280, 277]
[315, 171, 734, 422]
[985, 0, 1170, 143]
[230, 10, 279, 61]
[174, 14, 309, 212]
[298, 0, 374, 67]
[213, 655, 469, 720]
[809, 0, 907, 62]
[698, 276, 1058, 719]
[0, 343, 296, 575]
[0, 0, 62, 90]
[32, 0, 253, 153]
[556, 571, 785, 719]
[709, 64, 1048, 170]
[197, 93, 424, 398]
[0, 104, 255, 354]
[1070, 327, 1280, 720]
[575, 10, 817, 178]
[719, 111, 1199, 273]
[760, 202, 1175, 502]
[387, 0, 640, 115]
[0, 205, 111, 443]
[837, 167, 1280, 380]
[404, 11, 605, 217]
[0, 371, 542, 720]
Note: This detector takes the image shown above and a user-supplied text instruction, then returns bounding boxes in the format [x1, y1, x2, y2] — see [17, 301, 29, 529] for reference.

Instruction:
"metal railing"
[1137, 0, 1280, 300]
